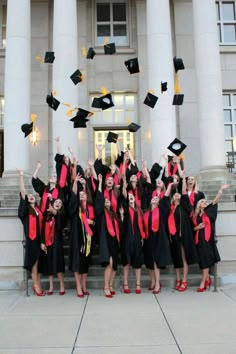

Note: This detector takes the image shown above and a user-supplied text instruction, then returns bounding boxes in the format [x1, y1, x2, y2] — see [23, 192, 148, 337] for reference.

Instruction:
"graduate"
[17, 169, 44, 296]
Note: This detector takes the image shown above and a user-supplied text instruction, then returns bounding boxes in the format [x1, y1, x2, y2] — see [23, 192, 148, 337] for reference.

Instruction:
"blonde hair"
[187, 175, 199, 192]
[193, 198, 206, 217]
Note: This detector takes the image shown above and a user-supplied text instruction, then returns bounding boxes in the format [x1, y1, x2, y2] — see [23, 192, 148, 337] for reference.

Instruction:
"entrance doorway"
[94, 129, 134, 166]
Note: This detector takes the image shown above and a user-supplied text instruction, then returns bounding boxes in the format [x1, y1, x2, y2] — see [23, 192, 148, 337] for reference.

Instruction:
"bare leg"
[48, 275, 54, 292]
[153, 262, 161, 292]
[74, 272, 83, 295]
[104, 261, 112, 296]
[148, 269, 155, 289]
[135, 268, 141, 293]
[181, 246, 189, 283]
[57, 272, 65, 293]
[81, 273, 88, 293]
[31, 261, 40, 292]
[109, 268, 116, 293]
[123, 264, 130, 291]
[199, 268, 209, 289]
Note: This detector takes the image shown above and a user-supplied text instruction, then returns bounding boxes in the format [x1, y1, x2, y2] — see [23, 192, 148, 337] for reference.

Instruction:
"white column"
[52, 0, 79, 157]
[3, 0, 31, 179]
[146, 0, 176, 161]
[192, 0, 226, 176]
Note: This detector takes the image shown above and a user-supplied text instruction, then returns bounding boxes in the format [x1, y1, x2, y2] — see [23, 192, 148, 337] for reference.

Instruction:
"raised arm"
[116, 140, 121, 156]
[97, 173, 103, 193]
[55, 136, 61, 154]
[142, 160, 151, 184]
[32, 161, 41, 179]
[87, 160, 97, 180]
[212, 184, 230, 205]
[16, 169, 26, 199]
[96, 144, 105, 161]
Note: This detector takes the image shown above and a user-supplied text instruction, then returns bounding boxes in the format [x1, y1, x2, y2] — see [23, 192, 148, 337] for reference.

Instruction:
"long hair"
[193, 198, 205, 217]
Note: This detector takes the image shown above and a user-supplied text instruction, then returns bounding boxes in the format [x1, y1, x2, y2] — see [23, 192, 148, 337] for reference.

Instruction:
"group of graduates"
[17, 136, 229, 298]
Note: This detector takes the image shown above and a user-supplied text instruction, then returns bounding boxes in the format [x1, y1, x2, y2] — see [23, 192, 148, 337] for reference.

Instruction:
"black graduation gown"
[188, 191, 205, 211]
[169, 195, 199, 268]
[143, 196, 172, 269]
[18, 195, 42, 271]
[54, 153, 73, 210]
[68, 192, 93, 274]
[121, 202, 144, 269]
[95, 191, 119, 271]
[39, 212, 66, 275]
[32, 177, 64, 211]
[195, 203, 221, 269]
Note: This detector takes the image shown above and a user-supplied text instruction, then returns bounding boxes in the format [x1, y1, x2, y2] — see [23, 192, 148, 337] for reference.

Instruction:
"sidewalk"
[0, 284, 236, 354]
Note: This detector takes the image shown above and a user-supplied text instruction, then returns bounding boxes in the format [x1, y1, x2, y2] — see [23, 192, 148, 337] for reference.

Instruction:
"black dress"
[193, 203, 221, 269]
[95, 191, 119, 271]
[143, 196, 172, 269]
[18, 195, 42, 271]
[39, 211, 66, 275]
[68, 192, 94, 274]
[168, 195, 199, 268]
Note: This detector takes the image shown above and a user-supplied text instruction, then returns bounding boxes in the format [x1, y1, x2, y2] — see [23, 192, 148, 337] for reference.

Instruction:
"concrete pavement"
[0, 284, 236, 354]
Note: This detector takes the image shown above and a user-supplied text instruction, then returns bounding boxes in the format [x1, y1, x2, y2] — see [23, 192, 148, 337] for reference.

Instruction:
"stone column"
[146, 0, 176, 162]
[52, 0, 79, 158]
[2, 0, 31, 181]
[192, 0, 226, 177]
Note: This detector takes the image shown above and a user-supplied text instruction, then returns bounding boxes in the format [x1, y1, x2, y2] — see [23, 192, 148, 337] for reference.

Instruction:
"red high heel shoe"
[148, 284, 155, 291]
[135, 284, 141, 294]
[77, 293, 84, 298]
[204, 277, 212, 290]
[178, 281, 188, 292]
[47, 290, 53, 295]
[103, 288, 113, 298]
[32, 286, 45, 297]
[82, 290, 90, 296]
[196, 286, 206, 292]
[175, 280, 182, 290]
[123, 284, 131, 294]
[59, 290, 65, 296]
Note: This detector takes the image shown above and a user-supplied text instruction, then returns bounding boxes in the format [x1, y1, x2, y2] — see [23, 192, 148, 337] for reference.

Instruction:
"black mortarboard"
[128, 122, 141, 133]
[21, 122, 33, 138]
[167, 138, 187, 156]
[46, 93, 60, 111]
[86, 47, 96, 59]
[91, 93, 114, 110]
[44, 51, 55, 63]
[161, 82, 168, 93]
[70, 108, 92, 128]
[70, 69, 83, 85]
[173, 56, 185, 73]
[172, 94, 184, 106]
[143, 92, 158, 108]
[124, 58, 140, 74]
[104, 42, 116, 55]
[149, 162, 162, 183]
[107, 131, 118, 143]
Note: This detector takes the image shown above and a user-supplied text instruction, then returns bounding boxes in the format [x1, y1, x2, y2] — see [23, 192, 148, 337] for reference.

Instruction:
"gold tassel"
[86, 235, 91, 257]
[66, 107, 77, 117]
[103, 37, 109, 45]
[174, 73, 181, 94]
[100, 86, 109, 95]
[82, 47, 87, 57]
[31, 113, 37, 123]
[35, 56, 44, 63]
[52, 89, 57, 96]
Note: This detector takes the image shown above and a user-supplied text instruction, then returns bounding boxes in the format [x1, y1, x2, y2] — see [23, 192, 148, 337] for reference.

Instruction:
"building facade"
[0, 0, 236, 288]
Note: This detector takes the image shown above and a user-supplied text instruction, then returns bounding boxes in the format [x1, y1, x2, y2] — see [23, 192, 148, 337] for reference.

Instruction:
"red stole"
[45, 218, 55, 246]
[104, 209, 120, 242]
[119, 162, 129, 175]
[28, 206, 42, 240]
[193, 213, 211, 244]
[168, 205, 177, 236]
[41, 188, 59, 213]
[129, 206, 145, 239]
[90, 176, 97, 192]
[167, 162, 178, 177]
[129, 188, 141, 208]
[59, 164, 68, 188]
[104, 188, 117, 212]
[143, 208, 160, 238]
[188, 191, 195, 206]
[81, 205, 94, 236]
[152, 190, 165, 199]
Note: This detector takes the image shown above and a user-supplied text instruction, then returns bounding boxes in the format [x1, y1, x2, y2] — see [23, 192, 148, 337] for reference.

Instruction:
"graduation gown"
[168, 195, 199, 268]
[32, 177, 63, 213]
[95, 191, 119, 271]
[39, 211, 66, 275]
[68, 192, 94, 274]
[193, 203, 221, 269]
[18, 195, 42, 271]
[143, 196, 172, 269]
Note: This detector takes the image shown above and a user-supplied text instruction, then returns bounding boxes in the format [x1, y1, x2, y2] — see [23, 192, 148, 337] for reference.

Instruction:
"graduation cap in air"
[124, 58, 140, 74]
[70, 69, 83, 85]
[104, 42, 116, 55]
[143, 92, 158, 108]
[107, 131, 118, 143]
[173, 56, 185, 73]
[91, 93, 114, 110]
[70, 108, 93, 128]
[128, 122, 141, 133]
[161, 82, 168, 93]
[86, 47, 96, 59]
[172, 94, 184, 106]
[21, 122, 33, 138]
[46, 92, 60, 111]
[35, 51, 55, 64]
[167, 138, 187, 156]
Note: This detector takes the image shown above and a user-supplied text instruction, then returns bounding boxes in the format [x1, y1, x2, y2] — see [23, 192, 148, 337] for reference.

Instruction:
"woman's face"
[63, 156, 70, 165]
[173, 193, 181, 202]
[199, 199, 208, 209]
[104, 198, 111, 208]
[105, 176, 114, 187]
[128, 193, 135, 204]
[130, 174, 138, 183]
[85, 168, 91, 177]
[53, 199, 63, 210]
[79, 191, 87, 202]
[124, 150, 129, 159]
[28, 194, 36, 204]
[172, 174, 179, 184]
[151, 196, 159, 206]
[187, 176, 195, 186]
[49, 175, 57, 184]
[156, 180, 164, 188]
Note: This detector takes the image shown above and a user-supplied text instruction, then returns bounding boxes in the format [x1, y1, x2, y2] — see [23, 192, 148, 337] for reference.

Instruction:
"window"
[216, 1, 236, 44]
[95, 0, 128, 46]
[223, 93, 236, 168]
[0, 5, 6, 48]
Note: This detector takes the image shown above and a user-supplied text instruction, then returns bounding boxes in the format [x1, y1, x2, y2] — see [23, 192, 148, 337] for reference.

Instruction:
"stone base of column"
[1, 170, 31, 186]
[198, 165, 229, 182]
